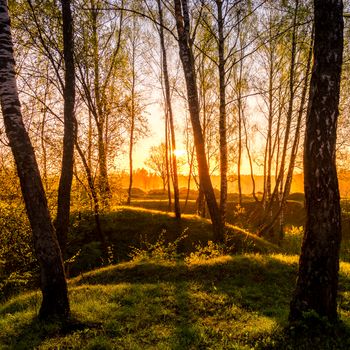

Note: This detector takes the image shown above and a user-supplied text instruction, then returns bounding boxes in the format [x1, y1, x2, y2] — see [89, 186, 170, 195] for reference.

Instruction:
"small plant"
[232, 204, 249, 229]
[185, 240, 225, 264]
[70, 242, 104, 274]
[107, 245, 115, 265]
[129, 228, 188, 262]
[281, 226, 303, 255]
[234, 204, 246, 216]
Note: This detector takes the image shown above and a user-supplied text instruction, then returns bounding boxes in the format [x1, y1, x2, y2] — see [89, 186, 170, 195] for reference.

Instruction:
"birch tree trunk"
[174, 0, 223, 242]
[127, 25, 136, 206]
[75, 139, 109, 259]
[217, 0, 227, 224]
[157, 0, 181, 219]
[165, 109, 172, 209]
[264, 28, 314, 239]
[127, 103, 134, 205]
[289, 0, 343, 322]
[55, 0, 76, 254]
[91, 1, 111, 208]
[0, 0, 69, 319]
[268, 0, 299, 210]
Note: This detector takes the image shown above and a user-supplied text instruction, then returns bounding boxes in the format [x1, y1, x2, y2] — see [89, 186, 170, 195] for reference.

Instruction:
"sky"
[117, 92, 267, 176]
[116, 99, 173, 173]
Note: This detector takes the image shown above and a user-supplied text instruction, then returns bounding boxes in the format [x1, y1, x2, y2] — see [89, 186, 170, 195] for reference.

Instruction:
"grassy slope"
[1, 207, 350, 349]
[67, 207, 278, 275]
[1, 255, 350, 349]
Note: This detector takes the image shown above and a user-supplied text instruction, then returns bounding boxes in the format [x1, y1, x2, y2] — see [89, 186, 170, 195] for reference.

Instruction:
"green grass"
[2, 205, 350, 349]
[67, 207, 279, 276]
[1, 254, 350, 349]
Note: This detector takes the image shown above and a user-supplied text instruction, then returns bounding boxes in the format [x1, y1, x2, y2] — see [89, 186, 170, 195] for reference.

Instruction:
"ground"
[1, 196, 350, 349]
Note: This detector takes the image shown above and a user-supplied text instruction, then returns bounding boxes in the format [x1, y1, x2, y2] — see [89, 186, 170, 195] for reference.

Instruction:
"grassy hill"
[1, 207, 350, 349]
[66, 207, 279, 276]
[1, 253, 350, 349]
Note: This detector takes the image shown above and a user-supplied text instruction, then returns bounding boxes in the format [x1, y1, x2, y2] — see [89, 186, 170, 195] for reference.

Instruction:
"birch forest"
[0, 0, 350, 348]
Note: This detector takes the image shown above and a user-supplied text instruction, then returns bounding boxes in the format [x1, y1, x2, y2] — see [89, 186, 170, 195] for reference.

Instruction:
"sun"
[173, 149, 187, 157]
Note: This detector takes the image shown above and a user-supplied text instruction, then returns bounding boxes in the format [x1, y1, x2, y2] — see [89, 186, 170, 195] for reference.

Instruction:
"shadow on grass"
[2, 255, 350, 349]
[257, 319, 350, 350]
[70, 255, 298, 324]
[104, 274, 203, 348]
[171, 256, 205, 350]
[70, 254, 350, 324]
[172, 281, 202, 350]
[0, 315, 97, 349]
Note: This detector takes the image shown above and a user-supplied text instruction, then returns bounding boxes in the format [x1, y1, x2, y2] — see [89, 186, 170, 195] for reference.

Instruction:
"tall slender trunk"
[242, 113, 258, 202]
[197, 58, 207, 218]
[184, 145, 195, 210]
[237, 49, 244, 207]
[75, 140, 108, 259]
[266, 31, 274, 204]
[88, 110, 92, 170]
[97, 126, 110, 206]
[217, 0, 227, 224]
[268, 0, 299, 208]
[41, 100, 48, 192]
[165, 111, 172, 209]
[127, 34, 136, 206]
[274, 88, 283, 185]
[127, 113, 134, 205]
[158, 0, 180, 219]
[0, 1, 69, 319]
[262, 123, 269, 207]
[55, 0, 76, 254]
[91, 1, 110, 207]
[237, 107, 242, 206]
[174, 0, 223, 242]
[290, 0, 343, 322]
[40, 68, 50, 193]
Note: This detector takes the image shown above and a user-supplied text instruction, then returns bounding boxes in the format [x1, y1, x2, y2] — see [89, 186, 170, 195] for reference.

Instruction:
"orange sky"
[118, 92, 267, 176]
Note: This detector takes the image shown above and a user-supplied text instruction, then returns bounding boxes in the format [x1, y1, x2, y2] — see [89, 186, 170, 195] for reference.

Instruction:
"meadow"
[1, 191, 350, 349]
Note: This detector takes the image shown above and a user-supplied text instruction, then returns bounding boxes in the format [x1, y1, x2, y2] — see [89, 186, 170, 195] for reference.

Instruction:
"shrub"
[281, 226, 303, 255]
[0, 201, 37, 300]
[185, 241, 225, 264]
[130, 229, 188, 262]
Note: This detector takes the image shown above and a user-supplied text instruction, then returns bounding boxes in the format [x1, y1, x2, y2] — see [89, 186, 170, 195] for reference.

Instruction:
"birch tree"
[75, 0, 124, 208]
[157, 0, 181, 219]
[289, 0, 343, 322]
[174, 0, 223, 242]
[55, 0, 76, 254]
[0, 0, 69, 319]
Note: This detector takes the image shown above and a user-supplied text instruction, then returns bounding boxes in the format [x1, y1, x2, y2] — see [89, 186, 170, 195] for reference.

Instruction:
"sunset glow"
[172, 149, 187, 157]
[1, 0, 350, 345]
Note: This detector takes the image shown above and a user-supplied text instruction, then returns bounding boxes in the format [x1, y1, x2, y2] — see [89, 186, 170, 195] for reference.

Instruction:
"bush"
[130, 229, 188, 262]
[0, 201, 37, 300]
[281, 226, 303, 255]
[185, 241, 225, 264]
